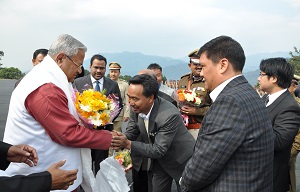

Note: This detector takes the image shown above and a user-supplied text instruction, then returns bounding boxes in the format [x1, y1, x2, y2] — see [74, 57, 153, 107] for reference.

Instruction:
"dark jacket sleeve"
[0, 141, 12, 170]
[0, 171, 52, 192]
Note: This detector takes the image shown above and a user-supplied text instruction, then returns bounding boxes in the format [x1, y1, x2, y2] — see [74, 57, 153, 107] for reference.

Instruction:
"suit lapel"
[85, 75, 93, 89]
[138, 116, 150, 143]
[267, 90, 289, 113]
[102, 77, 111, 93]
[148, 98, 160, 134]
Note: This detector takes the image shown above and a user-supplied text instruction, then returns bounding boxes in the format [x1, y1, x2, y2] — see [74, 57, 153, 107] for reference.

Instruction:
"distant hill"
[243, 51, 290, 73]
[244, 69, 260, 86]
[83, 51, 186, 78]
[83, 51, 291, 86]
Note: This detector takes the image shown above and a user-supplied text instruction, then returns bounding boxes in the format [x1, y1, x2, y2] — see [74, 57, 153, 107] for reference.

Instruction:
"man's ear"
[149, 94, 155, 103]
[219, 58, 229, 73]
[270, 76, 278, 84]
[55, 53, 65, 65]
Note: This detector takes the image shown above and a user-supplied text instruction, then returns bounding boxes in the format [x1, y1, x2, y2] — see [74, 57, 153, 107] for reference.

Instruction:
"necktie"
[95, 81, 100, 92]
[143, 118, 152, 171]
[264, 95, 269, 106]
[144, 119, 149, 134]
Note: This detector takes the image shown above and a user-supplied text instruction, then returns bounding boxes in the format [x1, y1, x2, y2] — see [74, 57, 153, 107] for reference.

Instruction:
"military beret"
[294, 74, 300, 81]
[109, 62, 122, 69]
[188, 49, 200, 58]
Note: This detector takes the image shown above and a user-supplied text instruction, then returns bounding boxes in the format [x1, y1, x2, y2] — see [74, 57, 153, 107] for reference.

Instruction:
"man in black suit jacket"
[258, 57, 300, 192]
[0, 141, 77, 191]
[73, 54, 122, 174]
[112, 74, 195, 192]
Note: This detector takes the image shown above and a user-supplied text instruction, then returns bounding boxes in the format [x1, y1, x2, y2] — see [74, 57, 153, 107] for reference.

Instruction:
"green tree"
[120, 75, 132, 82]
[289, 46, 300, 75]
[0, 67, 24, 79]
[162, 75, 167, 83]
[0, 51, 4, 67]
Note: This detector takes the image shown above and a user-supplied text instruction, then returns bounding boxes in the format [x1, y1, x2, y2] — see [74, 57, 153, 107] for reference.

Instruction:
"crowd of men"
[1, 34, 300, 192]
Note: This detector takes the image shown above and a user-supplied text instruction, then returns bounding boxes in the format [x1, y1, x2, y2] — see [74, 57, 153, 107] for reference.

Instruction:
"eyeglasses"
[66, 55, 82, 68]
[259, 72, 268, 77]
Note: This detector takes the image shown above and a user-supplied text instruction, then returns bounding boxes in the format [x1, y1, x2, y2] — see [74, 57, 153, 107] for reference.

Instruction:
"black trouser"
[91, 149, 108, 175]
[132, 168, 151, 192]
[92, 124, 113, 175]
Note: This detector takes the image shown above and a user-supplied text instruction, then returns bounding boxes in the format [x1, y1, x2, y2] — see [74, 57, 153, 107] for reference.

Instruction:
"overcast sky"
[1, 0, 300, 72]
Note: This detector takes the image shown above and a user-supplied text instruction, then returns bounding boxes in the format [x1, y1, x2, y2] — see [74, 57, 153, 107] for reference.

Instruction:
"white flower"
[90, 113, 103, 126]
[80, 104, 91, 112]
[195, 97, 201, 105]
[185, 93, 194, 102]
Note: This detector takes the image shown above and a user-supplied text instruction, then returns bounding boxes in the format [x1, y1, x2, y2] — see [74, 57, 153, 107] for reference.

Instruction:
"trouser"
[91, 149, 108, 175]
[91, 124, 113, 174]
[152, 161, 181, 192]
[113, 120, 123, 133]
[289, 156, 297, 192]
[132, 168, 151, 192]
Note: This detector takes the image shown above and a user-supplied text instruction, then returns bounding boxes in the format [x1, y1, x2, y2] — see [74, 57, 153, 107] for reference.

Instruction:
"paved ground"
[0, 79, 16, 141]
[1, 79, 299, 191]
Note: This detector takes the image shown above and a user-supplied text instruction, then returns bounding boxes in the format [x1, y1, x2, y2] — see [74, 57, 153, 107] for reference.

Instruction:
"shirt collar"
[139, 103, 154, 120]
[210, 75, 242, 102]
[266, 89, 287, 107]
[90, 75, 104, 85]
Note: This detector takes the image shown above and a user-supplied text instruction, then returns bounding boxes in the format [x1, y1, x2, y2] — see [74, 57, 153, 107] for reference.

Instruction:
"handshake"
[111, 131, 131, 150]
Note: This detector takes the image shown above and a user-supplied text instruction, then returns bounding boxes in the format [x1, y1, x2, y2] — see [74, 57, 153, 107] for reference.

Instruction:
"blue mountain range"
[83, 51, 290, 86]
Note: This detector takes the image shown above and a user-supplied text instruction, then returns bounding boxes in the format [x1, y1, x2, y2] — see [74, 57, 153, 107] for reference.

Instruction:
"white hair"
[48, 34, 87, 57]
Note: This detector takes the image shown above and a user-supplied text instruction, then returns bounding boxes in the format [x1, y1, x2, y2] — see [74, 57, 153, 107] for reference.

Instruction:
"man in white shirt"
[258, 57, 300, 192]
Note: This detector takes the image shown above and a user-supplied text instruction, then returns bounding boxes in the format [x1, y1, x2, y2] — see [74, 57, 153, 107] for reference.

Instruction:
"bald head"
[138, 69, 157, 81]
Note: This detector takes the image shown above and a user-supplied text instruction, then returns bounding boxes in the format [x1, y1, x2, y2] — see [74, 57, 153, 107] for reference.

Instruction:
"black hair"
[33, 49, 48, 59]
[90, 54, 107, 66]
[259, 57, 294, 89]
[197, 35, 246, 72]
[129, 74, 158, 99]
[147, 63, 162, 72]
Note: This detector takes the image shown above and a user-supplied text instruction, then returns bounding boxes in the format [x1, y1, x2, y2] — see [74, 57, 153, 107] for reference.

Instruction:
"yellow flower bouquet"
[73, 87, 121, 129]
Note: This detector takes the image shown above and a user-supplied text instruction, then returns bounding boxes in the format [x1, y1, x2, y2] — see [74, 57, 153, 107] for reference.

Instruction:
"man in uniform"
[177, 49, 212, 139]
[289, 74, 300, 192]
[109, 62, 130, 133]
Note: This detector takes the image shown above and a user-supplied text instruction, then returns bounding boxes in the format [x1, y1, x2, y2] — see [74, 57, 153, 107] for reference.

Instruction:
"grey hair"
[48, 34, 87, 57]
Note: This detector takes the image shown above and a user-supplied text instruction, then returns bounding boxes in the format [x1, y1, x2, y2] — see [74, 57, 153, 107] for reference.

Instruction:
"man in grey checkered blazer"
[180, 36, 274, 191]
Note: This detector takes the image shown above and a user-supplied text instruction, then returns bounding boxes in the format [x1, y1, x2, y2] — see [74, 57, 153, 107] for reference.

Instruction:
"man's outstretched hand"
[6, 144, 38, 167]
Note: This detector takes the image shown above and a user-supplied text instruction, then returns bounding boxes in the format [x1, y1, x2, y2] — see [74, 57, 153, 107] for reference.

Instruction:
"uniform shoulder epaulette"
[180, 73, 190, 79]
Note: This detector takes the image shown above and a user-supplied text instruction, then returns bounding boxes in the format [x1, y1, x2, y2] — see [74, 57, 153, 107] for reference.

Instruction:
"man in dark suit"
[258, 57, 300, 192]
[73, 54, 122, 175]
[181, 36, 274, 191]
[112, 74, 195, 192]
[0, 141, 77, 191]
[131, 69, 177, 192]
